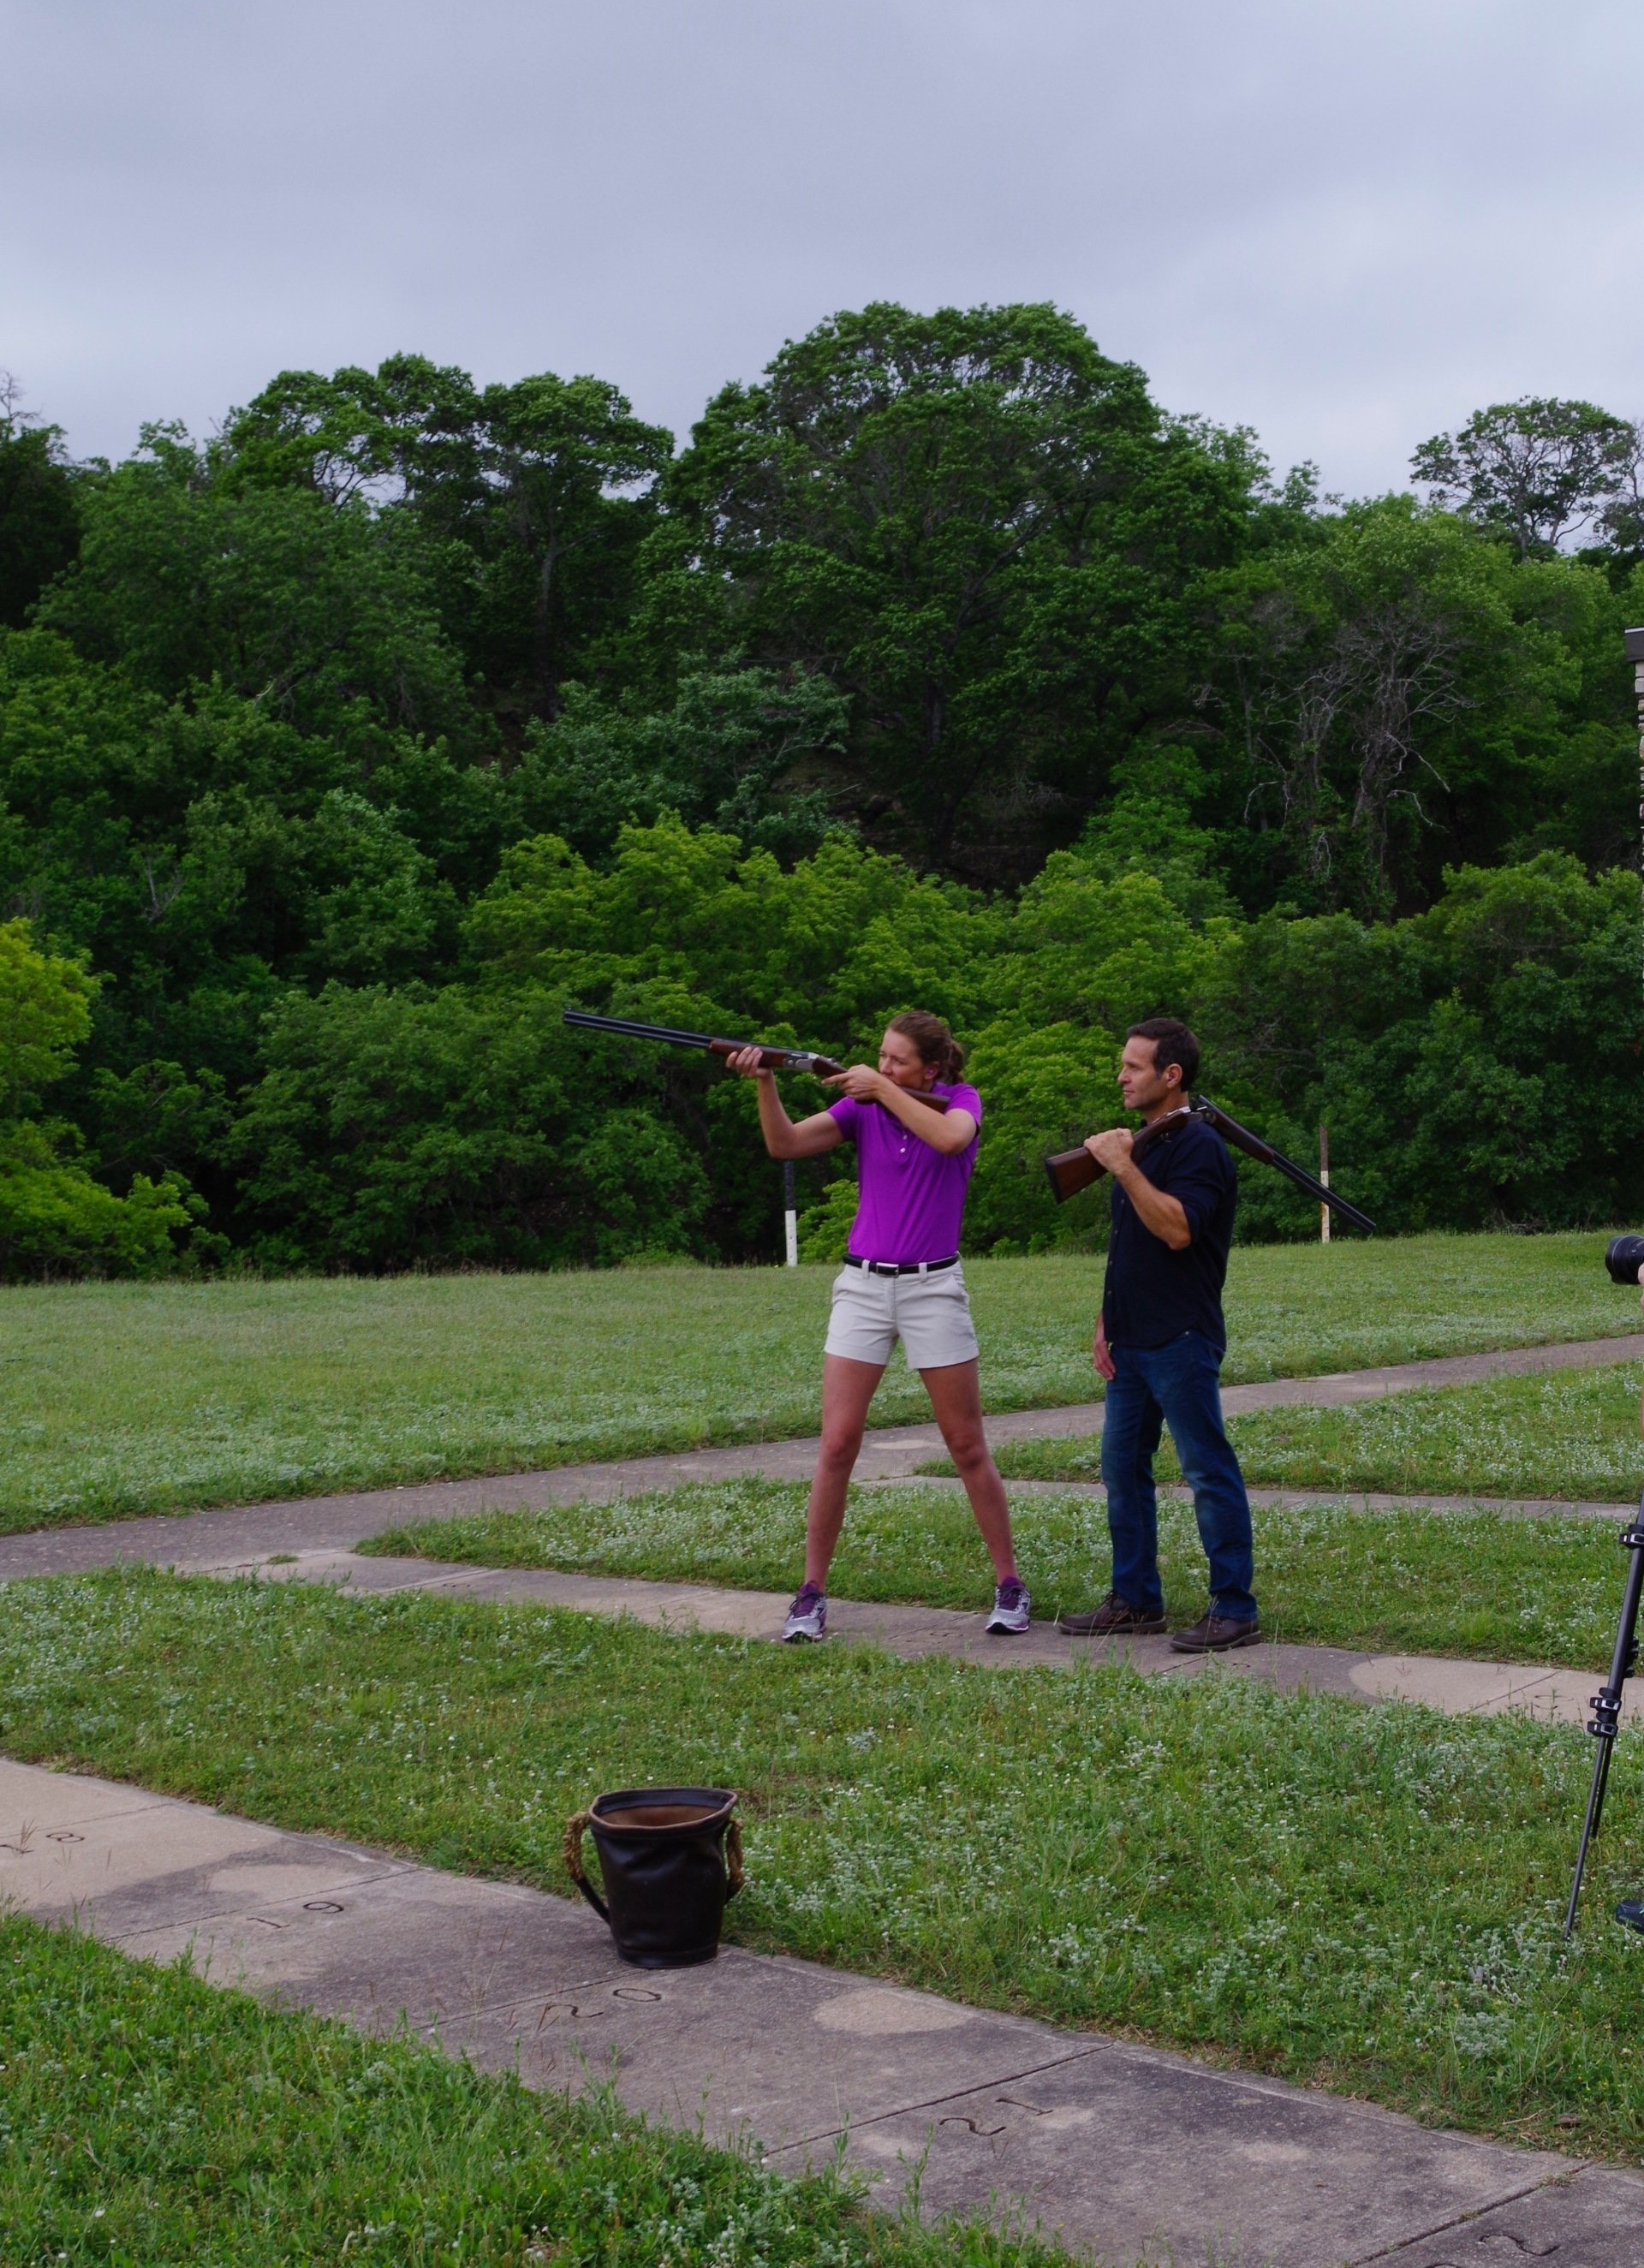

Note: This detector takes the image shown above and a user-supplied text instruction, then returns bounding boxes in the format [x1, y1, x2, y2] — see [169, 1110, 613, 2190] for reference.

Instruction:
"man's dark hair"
[1128, 1017, 1200, 1090]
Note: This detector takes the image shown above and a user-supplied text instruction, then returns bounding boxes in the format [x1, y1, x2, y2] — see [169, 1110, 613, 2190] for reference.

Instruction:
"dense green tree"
[0, 920, 205, 1279]
[33, 425, 475, 755]
[0, 377, 85, 628]
[646, 301, 1271, 879]
[2, 338, 1640, 1276]
[503, 660, 850, 860]
[1202, 854, 1643, 1237]
[225, 983, 711, 1271]
[1411, 397, 1638, 557]
[225, 354, 673, 725]
[1203, 500, 1573, 914]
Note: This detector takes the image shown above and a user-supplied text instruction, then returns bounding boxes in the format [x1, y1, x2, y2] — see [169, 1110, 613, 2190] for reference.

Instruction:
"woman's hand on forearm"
[825, 1066, 973, 1153]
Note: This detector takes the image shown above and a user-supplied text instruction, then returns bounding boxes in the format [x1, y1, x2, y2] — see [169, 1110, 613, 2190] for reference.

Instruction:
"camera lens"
[1605, 1234, 1644, 1285]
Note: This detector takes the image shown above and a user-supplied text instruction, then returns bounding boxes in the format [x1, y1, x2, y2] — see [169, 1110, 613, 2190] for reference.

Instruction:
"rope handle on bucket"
[726, 1815, 745, 1899]
[563, 1810, 610, 1922]
[562, 1808, 745, 1914]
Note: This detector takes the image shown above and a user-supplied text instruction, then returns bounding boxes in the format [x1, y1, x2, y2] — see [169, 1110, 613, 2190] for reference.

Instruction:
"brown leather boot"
[1057, 1592, 1167, 1636]
[1169, 1612, 1262, 1653]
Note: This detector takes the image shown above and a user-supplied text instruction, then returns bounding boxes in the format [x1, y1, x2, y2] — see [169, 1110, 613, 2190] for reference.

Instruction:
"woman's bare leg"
[920, 1359, 1018, 1583]
[803, 1354, 886, 1588]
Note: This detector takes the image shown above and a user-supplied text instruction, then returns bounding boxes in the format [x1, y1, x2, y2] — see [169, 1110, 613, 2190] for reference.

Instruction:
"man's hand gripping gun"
[1042, 1096, 1376, 1235]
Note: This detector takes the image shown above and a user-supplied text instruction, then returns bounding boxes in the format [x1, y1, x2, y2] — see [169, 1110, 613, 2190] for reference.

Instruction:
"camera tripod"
[1564, 1495, 1644, 1937]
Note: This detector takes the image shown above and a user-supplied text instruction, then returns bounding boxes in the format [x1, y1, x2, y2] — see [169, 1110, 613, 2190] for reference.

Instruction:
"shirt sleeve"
[828, 1096, 862, 1140]
[945, 1082, 982, 1126]
[1156, 1129, 1233, 1240]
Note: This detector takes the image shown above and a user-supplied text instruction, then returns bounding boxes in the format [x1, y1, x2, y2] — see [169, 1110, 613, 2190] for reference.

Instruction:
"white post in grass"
[1319, 1122, 1331, 1245]
[783, 1158, 798, 1268]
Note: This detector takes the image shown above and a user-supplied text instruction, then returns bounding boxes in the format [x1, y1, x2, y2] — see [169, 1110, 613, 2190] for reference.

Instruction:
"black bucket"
[563, 1786, 742, 1967]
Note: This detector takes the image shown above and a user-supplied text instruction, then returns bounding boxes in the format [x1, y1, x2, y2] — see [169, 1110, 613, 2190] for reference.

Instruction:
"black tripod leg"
[1564, 1504, 1644, 1938]
[1564, 1737, 1615, 1938]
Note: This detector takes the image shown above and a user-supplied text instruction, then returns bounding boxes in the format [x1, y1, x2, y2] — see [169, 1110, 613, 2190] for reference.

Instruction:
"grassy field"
[980, 1362, 1644, 1503]
[3, 1569, 1641, 2161]
[0, 1234, 1636, 1533]
[0, 1917, 1064, 2268]
[364, 1476, 1633, 1670]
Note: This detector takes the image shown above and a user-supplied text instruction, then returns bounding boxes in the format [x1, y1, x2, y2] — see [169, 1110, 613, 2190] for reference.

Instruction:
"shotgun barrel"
[563, 1009, 950, 1112]
[1044, 1096, 1376, 1234]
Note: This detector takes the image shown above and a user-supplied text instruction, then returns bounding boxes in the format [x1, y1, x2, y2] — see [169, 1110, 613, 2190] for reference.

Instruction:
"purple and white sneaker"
[986, 1578, 1032, 1636]
[783, 1582, 827, 1643]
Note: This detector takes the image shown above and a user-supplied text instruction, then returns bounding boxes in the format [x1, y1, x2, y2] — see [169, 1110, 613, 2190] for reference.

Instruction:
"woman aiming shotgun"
[727, 1011, 1029, 1642]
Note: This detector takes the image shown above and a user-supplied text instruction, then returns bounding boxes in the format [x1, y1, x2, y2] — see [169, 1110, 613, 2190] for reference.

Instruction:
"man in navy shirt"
[1059, 1017, 1260, 1652]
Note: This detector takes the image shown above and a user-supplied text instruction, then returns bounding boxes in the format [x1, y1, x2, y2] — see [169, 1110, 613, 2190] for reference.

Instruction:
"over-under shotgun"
[1044, 1096, 1375, 1234]
[563, 1009, 950, 1112]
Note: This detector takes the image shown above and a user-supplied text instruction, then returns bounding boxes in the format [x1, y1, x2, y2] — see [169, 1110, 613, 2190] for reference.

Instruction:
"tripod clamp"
[1564, 1504, 1644, 1938]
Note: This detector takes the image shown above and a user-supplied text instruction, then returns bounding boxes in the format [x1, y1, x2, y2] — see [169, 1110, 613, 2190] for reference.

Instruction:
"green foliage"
[651, 301, 1266, 878]
[1205, 853, 1644, 1236]
[225, 983, 709, 1270]
[0, 326, 1638, 1271]
[225, 352, 673, 723]
[1411, 396, 1640, 557]
[505, 660, 850, 860]
[34, 424, 474, 748]
[0, 396, 83, 628]
[1205, 497, 1574, 914]
[0, 920, 207, 1278]
[0, 914, 94, 1110]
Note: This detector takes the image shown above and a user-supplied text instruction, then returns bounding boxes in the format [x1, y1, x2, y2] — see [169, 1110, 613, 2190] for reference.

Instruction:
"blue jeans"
[1100, 1330, 1257, 1622]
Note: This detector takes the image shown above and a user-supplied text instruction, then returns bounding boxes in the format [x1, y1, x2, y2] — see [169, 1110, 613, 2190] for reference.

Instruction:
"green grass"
[980, 1363, 1644, 1503]
[3, 1569, 1642, 2161]
[0, 1233, 1634, 1533]
[362, 1476, 1632, 1670]
[0, 1915, 1069, 2268]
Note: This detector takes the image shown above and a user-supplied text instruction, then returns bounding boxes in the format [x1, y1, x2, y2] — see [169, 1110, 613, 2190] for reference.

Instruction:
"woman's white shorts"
[824, 1260, 980, 1370]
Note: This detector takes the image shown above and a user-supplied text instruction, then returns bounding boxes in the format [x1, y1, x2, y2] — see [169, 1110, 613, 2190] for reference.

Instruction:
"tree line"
[0, 310, 1639, 1275]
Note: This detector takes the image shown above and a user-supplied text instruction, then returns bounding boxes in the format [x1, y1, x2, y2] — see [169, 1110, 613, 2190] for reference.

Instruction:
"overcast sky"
[5, 0, 1642, 497]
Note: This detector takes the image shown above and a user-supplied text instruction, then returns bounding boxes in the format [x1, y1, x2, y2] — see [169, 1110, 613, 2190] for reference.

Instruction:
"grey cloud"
[4, 0, 1642, 492]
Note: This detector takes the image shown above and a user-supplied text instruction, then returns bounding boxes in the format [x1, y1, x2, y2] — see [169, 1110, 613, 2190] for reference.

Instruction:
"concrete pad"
[0, 1794, 282, 1919]
[279, 1558, 1384, 1715]
[437, 1946, 1087, 2152]
[1349, 1654, 1644, 1728]
[118, 1862, 619, 2030]
[816, 2040, 1574, 2268]
[0, 1755, 173, 1835]
[1372, 2164, 1644, 2265]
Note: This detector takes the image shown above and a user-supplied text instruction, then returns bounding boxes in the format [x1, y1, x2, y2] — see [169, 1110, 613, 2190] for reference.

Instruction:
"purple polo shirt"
[828, 1083, 982, 1265]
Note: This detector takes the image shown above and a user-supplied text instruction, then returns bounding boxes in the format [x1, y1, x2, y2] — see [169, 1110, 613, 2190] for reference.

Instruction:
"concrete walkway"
[7, 1748, 1642, 2267]
[214, 1545, 1638, 1727]
[1, 1329, 1639, 1584]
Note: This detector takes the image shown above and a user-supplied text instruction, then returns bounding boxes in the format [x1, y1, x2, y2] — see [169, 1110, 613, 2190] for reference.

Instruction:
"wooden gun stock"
[1043, 1108, 1188, 1204]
